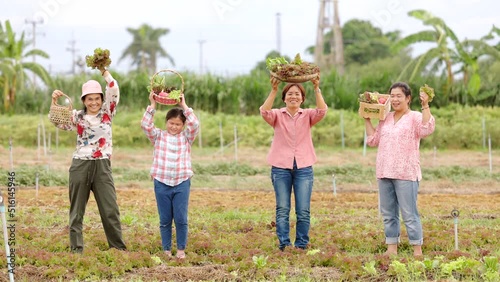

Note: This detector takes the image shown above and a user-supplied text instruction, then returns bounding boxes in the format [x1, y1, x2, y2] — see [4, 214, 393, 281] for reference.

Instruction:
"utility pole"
[25, 18, 44, 86]
[66, 34, 79, 75]
[314, 0, 345, 74]
[276, 12, 281, 54]
[198, 39, 206, 74]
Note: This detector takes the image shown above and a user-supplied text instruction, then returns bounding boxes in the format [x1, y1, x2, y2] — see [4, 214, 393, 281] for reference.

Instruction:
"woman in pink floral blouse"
[51, 69, 126, 254]
[364, 82, 435, 257]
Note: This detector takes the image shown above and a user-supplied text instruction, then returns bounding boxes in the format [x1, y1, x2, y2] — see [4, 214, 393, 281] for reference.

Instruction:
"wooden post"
[219, 121, 224, 156]
[234, 125, 238, 162]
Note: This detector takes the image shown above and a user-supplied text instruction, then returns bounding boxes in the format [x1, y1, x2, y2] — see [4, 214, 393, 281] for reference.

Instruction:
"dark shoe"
[294, 246, 306, 250]
[279, 244, 291, 251]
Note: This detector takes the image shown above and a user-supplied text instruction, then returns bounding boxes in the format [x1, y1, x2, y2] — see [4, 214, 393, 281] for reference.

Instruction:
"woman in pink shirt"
[260, 76, 327, 251]
[364, 82, 435, 257]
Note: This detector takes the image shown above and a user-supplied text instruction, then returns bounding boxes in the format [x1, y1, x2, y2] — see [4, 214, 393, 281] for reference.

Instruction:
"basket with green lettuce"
[266, 53, 320, 83]
[148, 69, 184, 105]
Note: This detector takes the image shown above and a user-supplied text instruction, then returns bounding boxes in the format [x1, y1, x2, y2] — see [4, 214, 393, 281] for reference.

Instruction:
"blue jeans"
[271, 162, 313, 249]
[378, 178, 423, 245]
[154, 179, 191, 251]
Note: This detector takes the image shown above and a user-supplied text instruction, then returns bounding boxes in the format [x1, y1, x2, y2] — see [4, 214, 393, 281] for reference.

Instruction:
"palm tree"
[0, 20, 52, 112]
[119, 24, 174, 73]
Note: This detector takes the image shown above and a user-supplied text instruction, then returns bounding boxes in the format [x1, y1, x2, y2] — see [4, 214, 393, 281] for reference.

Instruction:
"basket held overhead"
[150, 69, 184, 105]
[270, 71, 319, 83]
[49, 93, 73, 125]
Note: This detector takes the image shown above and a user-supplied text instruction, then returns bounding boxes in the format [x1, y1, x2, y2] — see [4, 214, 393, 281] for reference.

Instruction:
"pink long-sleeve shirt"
[367, 111, 435, 181]
[260, 107, 327, 169]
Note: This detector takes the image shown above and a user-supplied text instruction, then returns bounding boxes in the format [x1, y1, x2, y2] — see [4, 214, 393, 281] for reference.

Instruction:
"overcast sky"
[2, 0, 499, 76]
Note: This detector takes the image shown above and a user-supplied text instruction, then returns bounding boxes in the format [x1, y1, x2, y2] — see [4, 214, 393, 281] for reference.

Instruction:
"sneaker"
[164, 250, 172, 257]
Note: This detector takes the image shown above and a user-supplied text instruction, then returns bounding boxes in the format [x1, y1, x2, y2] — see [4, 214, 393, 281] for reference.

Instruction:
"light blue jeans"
[154, 179, 191, 251]
[271, 161, 313, 249]
[378, 178, 423, 245]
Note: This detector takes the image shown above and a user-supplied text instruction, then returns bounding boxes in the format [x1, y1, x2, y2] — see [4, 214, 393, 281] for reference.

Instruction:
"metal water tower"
[314, 0, 344, 74]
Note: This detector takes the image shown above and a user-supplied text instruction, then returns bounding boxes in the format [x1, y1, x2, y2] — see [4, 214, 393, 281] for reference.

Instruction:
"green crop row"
[1, 105, 499, 149]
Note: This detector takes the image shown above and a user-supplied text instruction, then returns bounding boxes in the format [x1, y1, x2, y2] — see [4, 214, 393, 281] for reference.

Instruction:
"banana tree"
[0, 20, 53, 112]
[456, 26, 500, 101]
[391, 10, 465, 99]
[393, 10, 500, 103]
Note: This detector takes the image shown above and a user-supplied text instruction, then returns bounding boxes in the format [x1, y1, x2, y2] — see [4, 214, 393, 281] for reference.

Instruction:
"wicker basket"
[49, 93, 73, 125]
[270, 71, 319, 83]
[358, 94, 391, 120]
[150, 69, 184, 105]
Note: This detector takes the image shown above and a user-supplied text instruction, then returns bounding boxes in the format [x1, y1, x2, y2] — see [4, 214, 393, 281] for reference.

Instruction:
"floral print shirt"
[366, 111, 435, 181]
[56, 73, 119, 160]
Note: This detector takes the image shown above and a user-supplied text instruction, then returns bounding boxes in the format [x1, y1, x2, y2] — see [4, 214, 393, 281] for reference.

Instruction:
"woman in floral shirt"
[51, 69, 126, 253]
[364, 82, 435, 257]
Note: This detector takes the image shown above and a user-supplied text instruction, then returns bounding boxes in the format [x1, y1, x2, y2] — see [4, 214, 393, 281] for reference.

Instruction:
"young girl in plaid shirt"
[141, 91, 200, 259]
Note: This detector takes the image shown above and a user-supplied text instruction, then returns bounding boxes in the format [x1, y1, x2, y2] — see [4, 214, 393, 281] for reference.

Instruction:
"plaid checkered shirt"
[141, 106, 200, 186]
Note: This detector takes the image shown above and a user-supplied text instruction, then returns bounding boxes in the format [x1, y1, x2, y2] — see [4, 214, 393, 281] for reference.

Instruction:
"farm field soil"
[12, 188, 500, 281]
[2, 146, 500, 281]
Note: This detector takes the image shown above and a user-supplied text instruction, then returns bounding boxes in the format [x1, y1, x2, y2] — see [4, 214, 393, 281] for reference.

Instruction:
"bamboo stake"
[0, 196, 15, 281]
[340, 111, 345, 149]
[488, 134, 492, 174]
[198, 112, 202, 148]
[219, 121, 224, 156]
[9, 138, 13, 172]
[234, 125, 238, 162]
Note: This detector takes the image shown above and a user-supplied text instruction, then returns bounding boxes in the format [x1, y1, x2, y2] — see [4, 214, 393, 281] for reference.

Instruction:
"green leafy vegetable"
[291, 53, 303, 65]
[167, 89, 182, 102]
[85, 48, 112, 71]
[419, 84, 435, 102]
[266, 57, 289, 71]
[358, 91, 381, 104]
[148, 75, 165, 94]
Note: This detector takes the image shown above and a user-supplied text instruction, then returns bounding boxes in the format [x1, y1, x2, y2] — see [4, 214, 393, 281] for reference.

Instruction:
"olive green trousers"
[69, 158, 126, 253]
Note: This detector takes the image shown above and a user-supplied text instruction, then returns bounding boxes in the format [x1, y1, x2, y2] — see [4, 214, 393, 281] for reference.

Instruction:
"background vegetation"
[1, 105, 499, 149]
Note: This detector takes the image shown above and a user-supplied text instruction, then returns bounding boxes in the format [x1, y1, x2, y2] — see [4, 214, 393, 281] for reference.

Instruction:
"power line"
[66, 33, 79, 75]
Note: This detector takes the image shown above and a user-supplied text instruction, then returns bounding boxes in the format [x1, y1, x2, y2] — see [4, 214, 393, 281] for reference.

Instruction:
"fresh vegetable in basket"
[85, 48, 112, 71]
[162, 88, 181, 102]
[419, 84, 435, 102]
[148, 75, 166, 94]
[266, 53, 319, 79]
[358, 91, 385, 104]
